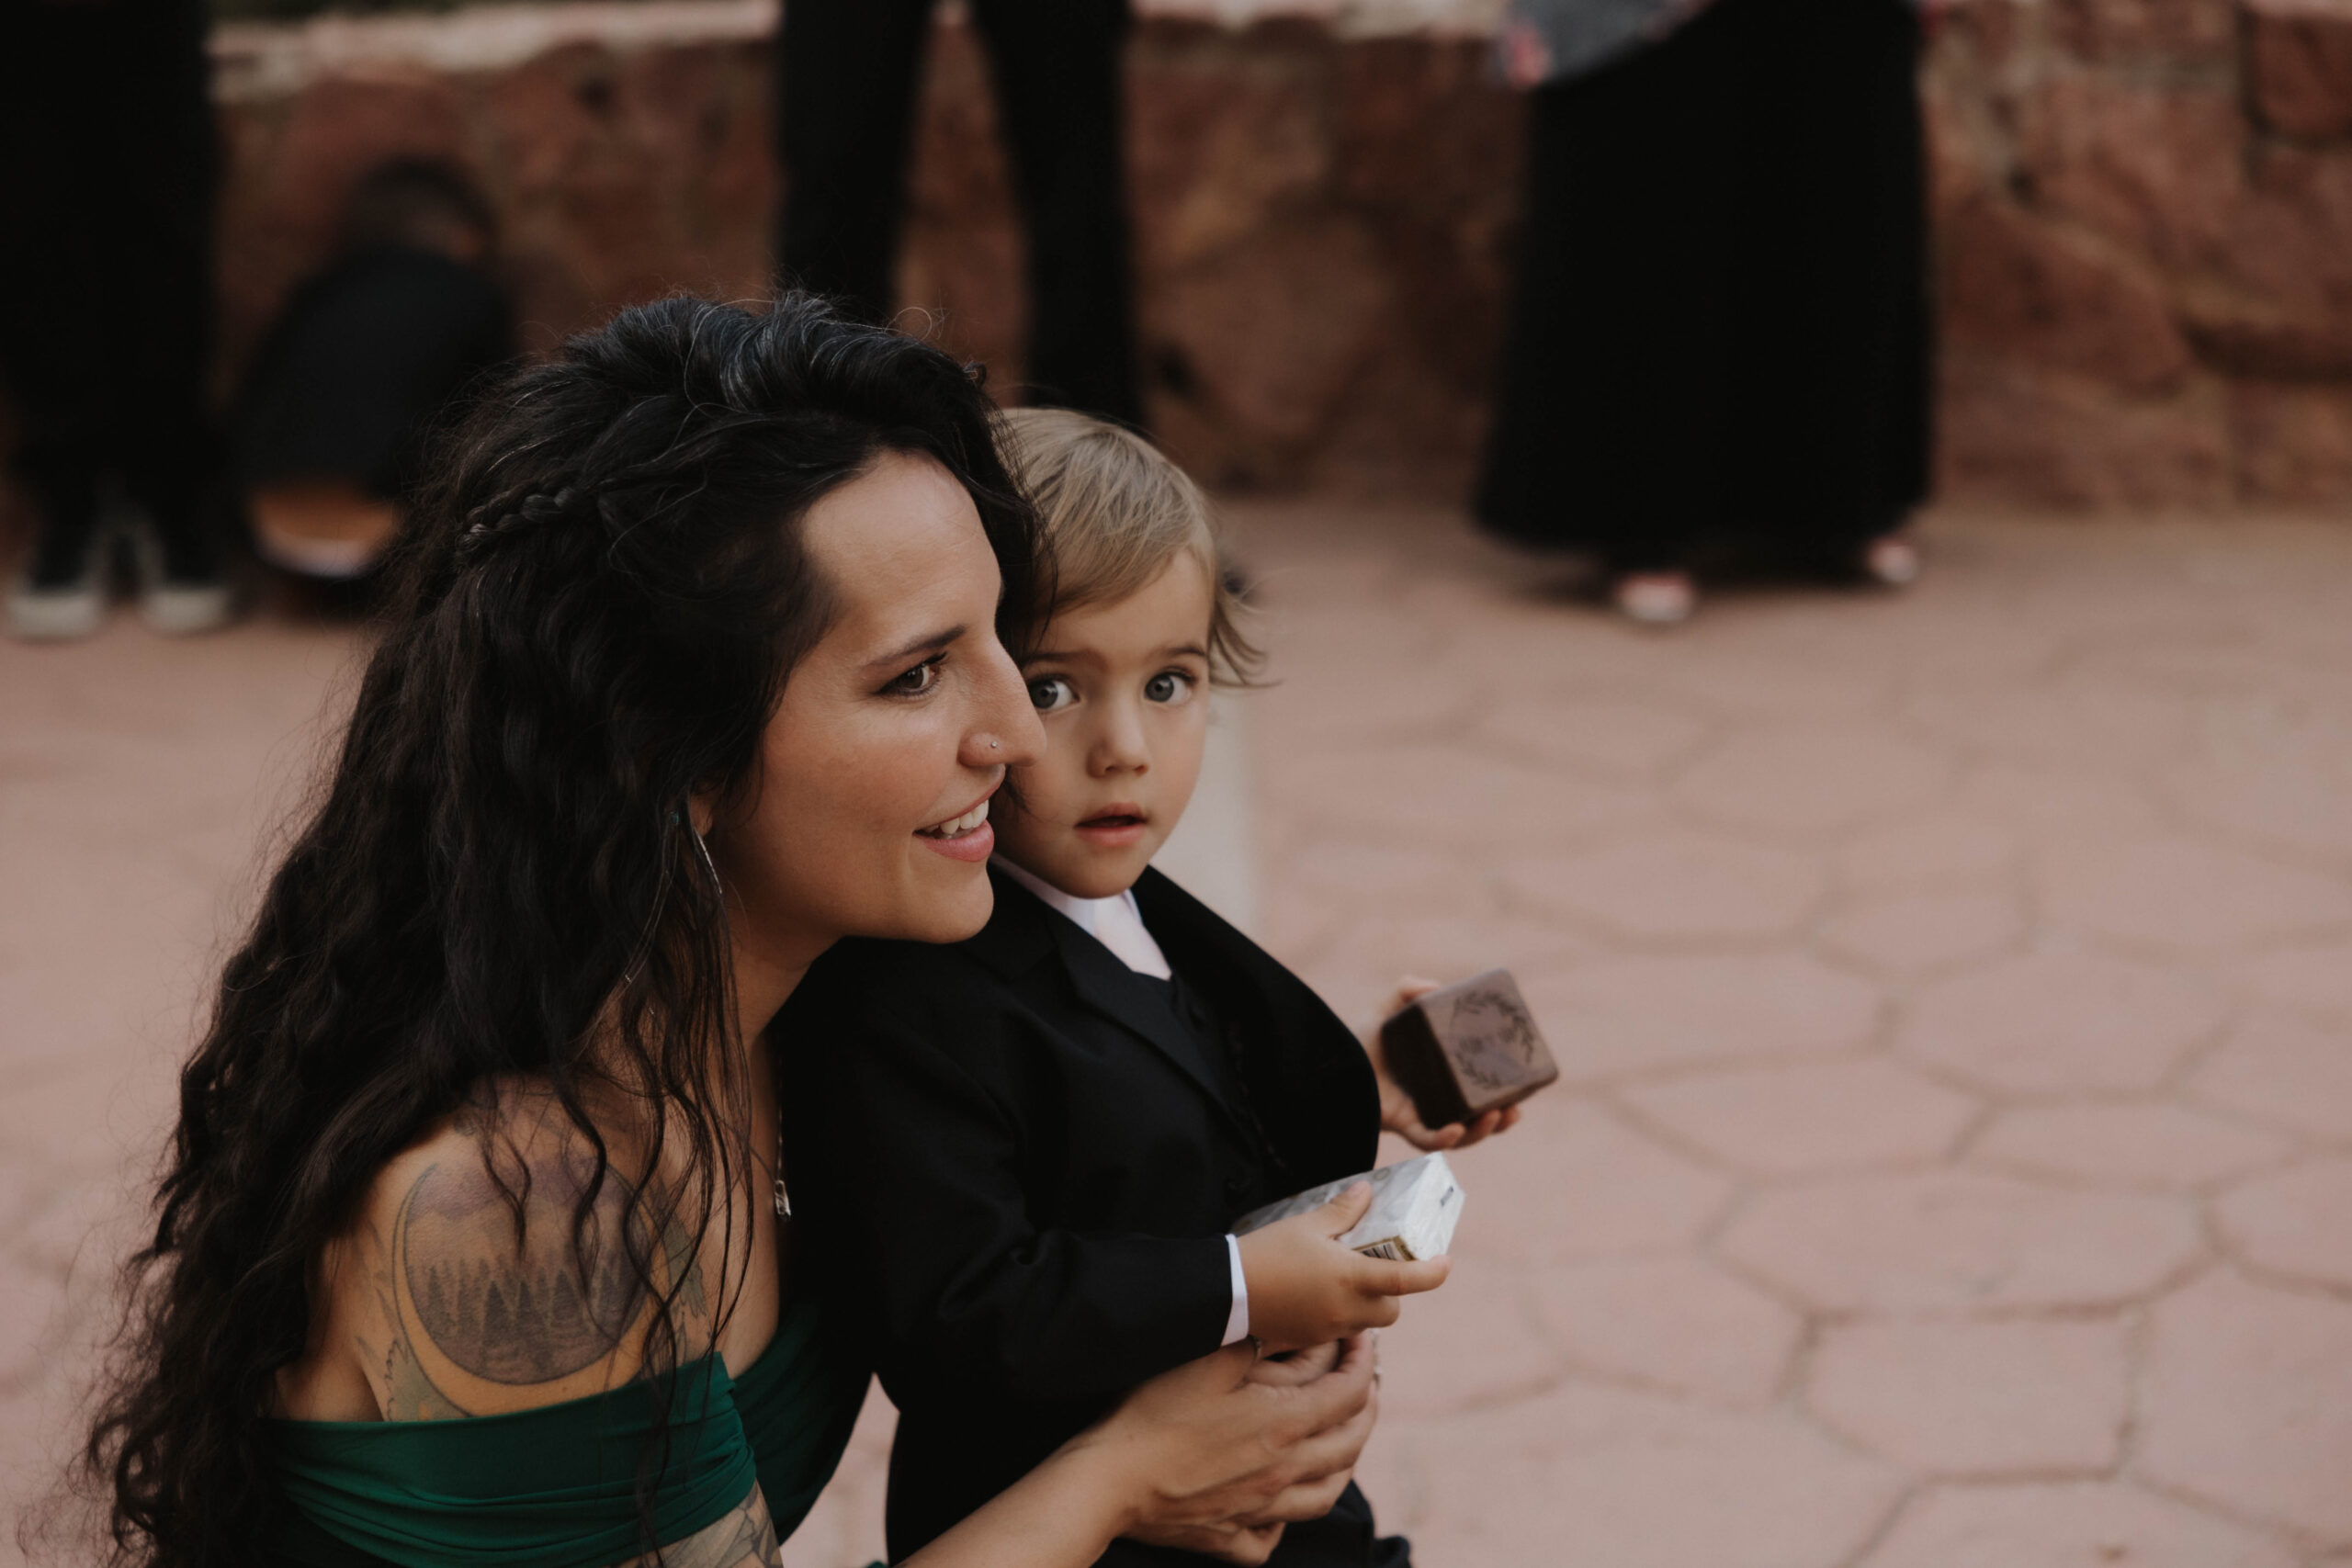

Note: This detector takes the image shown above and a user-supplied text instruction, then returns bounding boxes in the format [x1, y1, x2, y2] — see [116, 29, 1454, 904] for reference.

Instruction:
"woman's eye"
[1027, 676, 1076, 712]
[888, 657, 944, 697]
[1144, 671, 1195, 705]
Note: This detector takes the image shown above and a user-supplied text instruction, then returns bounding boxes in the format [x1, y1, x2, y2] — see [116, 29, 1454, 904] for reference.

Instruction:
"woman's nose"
[963, 644, 1044, 770]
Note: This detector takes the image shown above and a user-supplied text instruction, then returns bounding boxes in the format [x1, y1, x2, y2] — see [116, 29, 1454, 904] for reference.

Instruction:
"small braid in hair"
[458, 487, 578, 562]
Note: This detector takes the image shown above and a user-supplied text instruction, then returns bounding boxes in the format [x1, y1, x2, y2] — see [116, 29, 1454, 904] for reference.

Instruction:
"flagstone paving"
[1234, 502, 2352, 1568]
[4, 502, 2350, 1566]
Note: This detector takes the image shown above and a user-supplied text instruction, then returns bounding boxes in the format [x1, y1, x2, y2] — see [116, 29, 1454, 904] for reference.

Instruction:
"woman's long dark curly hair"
[74, 294, 1039, 1565]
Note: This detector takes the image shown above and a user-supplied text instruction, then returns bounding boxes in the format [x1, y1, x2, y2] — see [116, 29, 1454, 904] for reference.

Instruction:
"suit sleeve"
[797, 987, 1235, 1405]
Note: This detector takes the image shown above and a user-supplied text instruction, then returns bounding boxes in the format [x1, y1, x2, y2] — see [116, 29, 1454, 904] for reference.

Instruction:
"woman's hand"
[1243, 1337, 1346, 1389]
[1123, 1338, 1374, 1562]
[1365, 977, 1524, 1151]
[1226, 1338, 1370, 1528]
[1079, 1335, 1381, 1564]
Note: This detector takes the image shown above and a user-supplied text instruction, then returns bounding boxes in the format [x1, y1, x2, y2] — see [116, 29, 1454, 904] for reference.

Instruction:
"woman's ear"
[684, 793, 718, 839]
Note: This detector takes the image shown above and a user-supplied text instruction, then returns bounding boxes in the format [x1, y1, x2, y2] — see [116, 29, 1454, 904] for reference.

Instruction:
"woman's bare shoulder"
[302, 1087, 685, 1421]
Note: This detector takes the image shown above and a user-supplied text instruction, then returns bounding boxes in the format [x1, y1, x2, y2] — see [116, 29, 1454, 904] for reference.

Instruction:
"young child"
[779, 411, 1516, 1567]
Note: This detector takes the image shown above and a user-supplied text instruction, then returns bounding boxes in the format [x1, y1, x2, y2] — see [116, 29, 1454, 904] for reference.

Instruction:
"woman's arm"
[901, 1337, 1379, 1568]
[302, 1108, 1373, 1568]
[622, 1487, 779, 1568]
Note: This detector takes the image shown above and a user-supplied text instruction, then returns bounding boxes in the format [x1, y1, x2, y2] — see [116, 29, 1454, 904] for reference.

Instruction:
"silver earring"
[689, 822, 721, 894]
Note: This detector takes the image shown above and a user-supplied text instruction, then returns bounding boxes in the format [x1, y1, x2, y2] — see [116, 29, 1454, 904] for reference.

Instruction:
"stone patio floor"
[5, 501, 2351, 1565]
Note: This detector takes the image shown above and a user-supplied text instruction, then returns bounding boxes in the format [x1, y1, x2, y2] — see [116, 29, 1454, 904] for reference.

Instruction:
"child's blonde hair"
[996, 407, 1263, 685]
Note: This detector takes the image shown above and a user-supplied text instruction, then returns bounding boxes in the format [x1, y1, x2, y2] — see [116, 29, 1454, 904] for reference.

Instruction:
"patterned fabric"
[1498, 0, 1716, 86]
[1499, 0, 1918, 86]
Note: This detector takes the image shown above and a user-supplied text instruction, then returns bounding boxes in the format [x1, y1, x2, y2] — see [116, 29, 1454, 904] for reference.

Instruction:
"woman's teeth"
[921, 799, 990, 839]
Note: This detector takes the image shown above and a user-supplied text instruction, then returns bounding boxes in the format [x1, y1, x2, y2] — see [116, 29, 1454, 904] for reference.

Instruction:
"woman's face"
[710, 450, 1042, 963]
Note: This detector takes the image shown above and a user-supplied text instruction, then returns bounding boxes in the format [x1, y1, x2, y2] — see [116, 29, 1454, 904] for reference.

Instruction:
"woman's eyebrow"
[864, 625, 964, 672]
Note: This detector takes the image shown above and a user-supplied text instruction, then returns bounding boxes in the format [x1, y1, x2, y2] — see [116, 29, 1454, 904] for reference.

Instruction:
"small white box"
[1232, 1153, 1464, 1262]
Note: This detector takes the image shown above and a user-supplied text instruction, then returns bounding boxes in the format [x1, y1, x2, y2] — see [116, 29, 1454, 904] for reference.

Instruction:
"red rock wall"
[209, 2, 2352, 508]
[1928, 0, 2352, 506]
[217, 36, 780, 392]
[212, 15, 1517, 497]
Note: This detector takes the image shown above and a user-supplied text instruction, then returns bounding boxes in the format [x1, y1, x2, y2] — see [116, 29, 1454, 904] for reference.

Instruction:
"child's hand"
[1365, 977, 1526, 1152]
[1238, 1184, 1449, 1352]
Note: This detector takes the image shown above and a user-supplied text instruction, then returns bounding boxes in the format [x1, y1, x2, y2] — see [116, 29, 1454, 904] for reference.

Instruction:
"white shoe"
[7, 573, 107, 639]
[7, 514, 111, 641]
[141, 575, 239, 636]
[250, 480, 401, 580]
[128, 513, 238, 636]
[1860, 534, 1922, 588]
[1612, 571, 1697, 626]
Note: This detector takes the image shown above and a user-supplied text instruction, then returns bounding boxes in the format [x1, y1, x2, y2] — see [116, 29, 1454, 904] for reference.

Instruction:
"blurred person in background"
[776, 0, 1144, 427]
[233, 159, 514, 583]
[1478, 0, 1931, 626]
[1, 0, 236, 640]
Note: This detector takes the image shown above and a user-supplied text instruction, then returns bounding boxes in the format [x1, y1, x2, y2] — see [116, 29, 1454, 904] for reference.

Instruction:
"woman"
[80, 294, 1374, 1567]
[1478, 0, 1932, 624]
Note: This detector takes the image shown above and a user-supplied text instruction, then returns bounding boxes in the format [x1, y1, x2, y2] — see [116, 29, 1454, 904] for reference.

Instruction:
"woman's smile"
[917, 786, 1000, 862]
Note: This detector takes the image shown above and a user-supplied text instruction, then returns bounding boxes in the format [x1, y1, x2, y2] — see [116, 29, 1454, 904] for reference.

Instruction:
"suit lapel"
[963, 863, 1059, 980]
[1057, 924, 1240, 1108]
[1130, 868, 1296, 1057]
[1132, 867, 1383, 1183]
[982, 868, 1249, 1126]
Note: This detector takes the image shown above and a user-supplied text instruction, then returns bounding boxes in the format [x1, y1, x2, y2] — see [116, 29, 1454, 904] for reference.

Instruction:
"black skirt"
[1476, 0, 1931, 571]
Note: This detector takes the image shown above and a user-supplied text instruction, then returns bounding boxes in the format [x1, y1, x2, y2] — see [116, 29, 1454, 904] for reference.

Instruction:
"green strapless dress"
[265, 1292, 870, 1567]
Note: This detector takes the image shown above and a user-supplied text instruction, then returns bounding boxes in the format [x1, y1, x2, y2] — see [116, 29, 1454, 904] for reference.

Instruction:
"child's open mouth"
[916, 797, 994, 862]
[1076, 807, 1148, 848]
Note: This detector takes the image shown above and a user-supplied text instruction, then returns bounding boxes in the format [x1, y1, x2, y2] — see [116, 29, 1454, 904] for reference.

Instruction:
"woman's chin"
[899, 867, 997, 945]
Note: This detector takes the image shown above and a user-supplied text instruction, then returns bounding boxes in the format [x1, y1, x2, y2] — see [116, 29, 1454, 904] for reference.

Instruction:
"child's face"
[992, 553, 1215, 899]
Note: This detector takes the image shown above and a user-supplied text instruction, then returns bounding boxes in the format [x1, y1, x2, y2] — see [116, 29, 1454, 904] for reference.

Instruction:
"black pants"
[776, 0, 1143, 425]
[0, 0, 219, 544]
[1476, 0, 1930, 573]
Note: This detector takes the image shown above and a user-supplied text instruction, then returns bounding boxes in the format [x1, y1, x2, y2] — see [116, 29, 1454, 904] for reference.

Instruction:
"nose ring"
[989, 738, 1001, 750]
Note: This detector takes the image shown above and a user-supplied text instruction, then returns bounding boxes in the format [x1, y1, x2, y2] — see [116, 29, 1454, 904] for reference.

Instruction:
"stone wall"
[209, 1, 1515, 495]
[1927, 0, 2352, 506]
[206, 0, 2352, 507]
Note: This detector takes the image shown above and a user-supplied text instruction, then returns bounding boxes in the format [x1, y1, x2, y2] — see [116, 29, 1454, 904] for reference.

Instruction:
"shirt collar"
[994, 857, 1143, 940]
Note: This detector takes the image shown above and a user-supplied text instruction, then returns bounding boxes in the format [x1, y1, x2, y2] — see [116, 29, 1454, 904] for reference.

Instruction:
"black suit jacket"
[776, 865, 1396, 1567]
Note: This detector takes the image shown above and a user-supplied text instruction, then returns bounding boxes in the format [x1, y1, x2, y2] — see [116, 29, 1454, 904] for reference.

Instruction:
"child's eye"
[1144, 671, 1196, 705]
[886, 656, 945, 697]
[1027, 675, 1077, 712]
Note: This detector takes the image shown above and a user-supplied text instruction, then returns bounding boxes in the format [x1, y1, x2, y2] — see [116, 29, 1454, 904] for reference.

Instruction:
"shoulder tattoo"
[394, 1156, 645, 1385]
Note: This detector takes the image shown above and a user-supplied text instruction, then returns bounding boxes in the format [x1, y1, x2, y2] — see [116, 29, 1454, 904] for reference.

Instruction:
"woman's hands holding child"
[1364, 977, 1525, 1151]
[1087, 1334, 1382, 1565]
[1237, 1182, 1449, 1352]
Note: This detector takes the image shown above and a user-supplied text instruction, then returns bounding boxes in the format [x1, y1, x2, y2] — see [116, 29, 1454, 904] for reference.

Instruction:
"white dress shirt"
[995, 859, 1250, 1347]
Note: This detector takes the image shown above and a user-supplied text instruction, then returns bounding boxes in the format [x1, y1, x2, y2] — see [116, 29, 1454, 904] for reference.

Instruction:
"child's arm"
[1235, 1182, 1450, 1353]
[806, 998, 1239, 1404]
[1364, 977, 1525, 1151]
